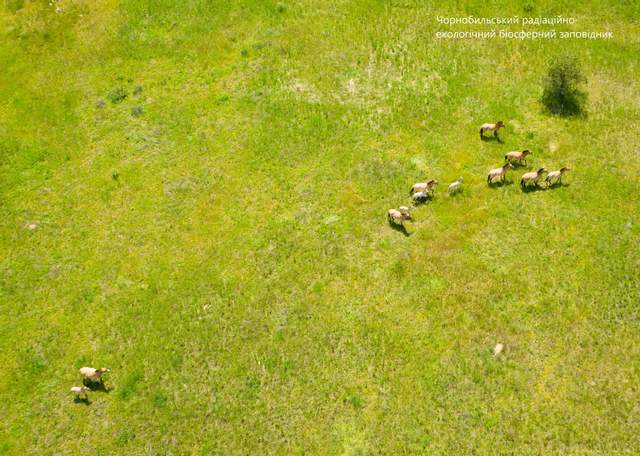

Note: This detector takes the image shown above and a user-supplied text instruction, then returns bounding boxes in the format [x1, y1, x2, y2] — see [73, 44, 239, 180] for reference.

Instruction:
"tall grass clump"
[541, 56, 588, 116]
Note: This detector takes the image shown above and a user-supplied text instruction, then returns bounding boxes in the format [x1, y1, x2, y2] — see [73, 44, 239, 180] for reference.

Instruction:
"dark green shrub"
[107, 86, 128, 104]
[541, 56, 587, 116]
[118, 371, 142, 400]
[7, 0, 24, 13]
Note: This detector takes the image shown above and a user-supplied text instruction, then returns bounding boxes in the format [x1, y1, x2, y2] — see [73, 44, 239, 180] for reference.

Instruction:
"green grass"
[1, 0, 639, 453]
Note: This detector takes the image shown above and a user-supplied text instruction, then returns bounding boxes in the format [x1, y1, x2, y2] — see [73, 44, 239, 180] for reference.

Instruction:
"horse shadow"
[520, 183, 547, 193]
[388, 221, 411, 237]
[73, 397, 91, 406]
[83, 379, 112, 393]
[487, 179, 513, 189]
[411, 196, 432, 205]
[546, 181, 570, 190]
[481, 135, 504, 144]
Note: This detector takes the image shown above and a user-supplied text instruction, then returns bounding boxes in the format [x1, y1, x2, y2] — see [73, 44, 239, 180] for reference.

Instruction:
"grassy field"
[1, 0, 639, 453]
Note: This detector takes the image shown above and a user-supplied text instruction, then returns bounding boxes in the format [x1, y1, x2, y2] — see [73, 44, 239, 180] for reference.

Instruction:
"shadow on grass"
[411, 196, 432, 205]
[83, 379, 112, 393]
[546, 182, 570, 190]
[388, 221, 411, 237]
[543, 108, 588, 120]
[73, 397, 91, 406]
[520, 184, 547, 193]
[487, 180, 513, 189]
[509, 162, 530, 168]
[481, 135, 504, 144]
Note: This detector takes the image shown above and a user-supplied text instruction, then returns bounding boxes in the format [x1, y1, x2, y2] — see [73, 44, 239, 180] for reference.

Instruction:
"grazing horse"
[480, 121, 505, 139]
[388, 206, 411, 225]
[505, 149, 532, 166]
[410, 179, 438, 196]
[520, 168, 547, 188]
[544, 167, 570, 186]
[487, 163, 513, 184]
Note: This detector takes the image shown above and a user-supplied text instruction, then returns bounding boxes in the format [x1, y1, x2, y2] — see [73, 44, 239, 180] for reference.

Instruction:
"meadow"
[1, 0, 639, 453]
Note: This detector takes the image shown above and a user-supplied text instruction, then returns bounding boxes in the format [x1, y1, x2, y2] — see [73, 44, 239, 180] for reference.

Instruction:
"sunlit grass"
[1, 0, 639, 453]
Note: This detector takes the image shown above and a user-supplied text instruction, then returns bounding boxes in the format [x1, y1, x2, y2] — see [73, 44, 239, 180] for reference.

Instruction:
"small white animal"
[448, 177, 463, 194]
[70, 386, 90, 399]
[493, 343, 504, 357]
